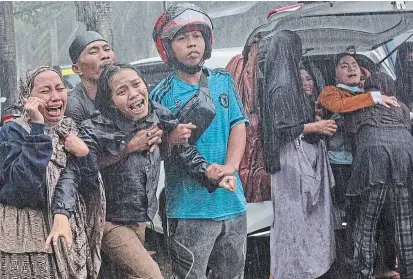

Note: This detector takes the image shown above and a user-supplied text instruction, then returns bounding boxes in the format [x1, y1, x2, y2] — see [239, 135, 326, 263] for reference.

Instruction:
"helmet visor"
[161, 9, 213, 40]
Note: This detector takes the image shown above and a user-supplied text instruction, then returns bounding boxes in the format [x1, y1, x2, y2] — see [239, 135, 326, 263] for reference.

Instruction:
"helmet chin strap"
[170, 57, 205, 74]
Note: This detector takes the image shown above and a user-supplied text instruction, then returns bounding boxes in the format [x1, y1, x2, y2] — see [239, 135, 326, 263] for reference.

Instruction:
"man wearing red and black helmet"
[152, 3, 214, 74]
[151, 3, 249, 279]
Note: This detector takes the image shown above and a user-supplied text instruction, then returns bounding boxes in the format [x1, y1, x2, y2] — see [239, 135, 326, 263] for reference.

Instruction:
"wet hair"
[333, 53, 357, 68]
[395, 42, 413, 105]
[19, 66, 62, 106]
[364, 72, 395, 97]
[95, 62, 146, 115]
[299, 63, 319, 97]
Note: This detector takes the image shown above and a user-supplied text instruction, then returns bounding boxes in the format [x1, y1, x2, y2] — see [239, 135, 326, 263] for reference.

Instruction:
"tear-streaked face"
[109, 69, 149, 120]
[31, 71, 67, 124]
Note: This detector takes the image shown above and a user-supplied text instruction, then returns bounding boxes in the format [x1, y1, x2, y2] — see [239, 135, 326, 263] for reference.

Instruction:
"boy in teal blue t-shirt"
[151, 3, 249, 278]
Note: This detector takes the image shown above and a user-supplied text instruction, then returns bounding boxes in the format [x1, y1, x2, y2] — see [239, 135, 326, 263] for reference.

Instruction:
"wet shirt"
[0, 120, 82, 217]
[79, 102, 178, 223]
[65, 82, 96, 125]
[347, 101, 411, 134]
[0, 122, 52, 209]
[150, 67, 249, 220]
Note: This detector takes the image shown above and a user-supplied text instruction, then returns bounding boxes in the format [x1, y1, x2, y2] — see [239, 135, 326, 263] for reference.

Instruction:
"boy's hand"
[218, 176, 236, 192]
[206, 163, 237, 180]
[64, 134, 89, 157]
[45, 214, 72, 251]
[168, 123, 196, 146]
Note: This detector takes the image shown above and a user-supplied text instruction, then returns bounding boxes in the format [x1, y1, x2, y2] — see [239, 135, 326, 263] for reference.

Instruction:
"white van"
[132, 2, 413, 276]
[245, 1, 413, 80]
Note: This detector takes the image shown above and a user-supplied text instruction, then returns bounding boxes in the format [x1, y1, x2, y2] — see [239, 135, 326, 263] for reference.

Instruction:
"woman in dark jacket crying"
[261, 30, 337, 279]
[79, 63, 236, 279]
[0, 66, 106, 279]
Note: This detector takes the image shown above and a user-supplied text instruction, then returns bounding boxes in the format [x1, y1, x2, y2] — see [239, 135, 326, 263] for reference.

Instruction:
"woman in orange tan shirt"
[319, 54, 413, 279]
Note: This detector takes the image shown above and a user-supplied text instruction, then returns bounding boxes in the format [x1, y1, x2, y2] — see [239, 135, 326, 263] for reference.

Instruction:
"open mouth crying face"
[110, 68, 149, 121]
[31, 70, 67, 124]
[335, 55, 361, 87]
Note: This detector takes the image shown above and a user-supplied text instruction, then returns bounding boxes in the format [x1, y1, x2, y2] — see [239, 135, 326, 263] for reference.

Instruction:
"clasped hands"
[206, 163, 237, 192]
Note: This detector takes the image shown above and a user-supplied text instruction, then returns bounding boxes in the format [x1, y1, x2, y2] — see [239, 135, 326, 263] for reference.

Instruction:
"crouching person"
[79, 63, 236, 279]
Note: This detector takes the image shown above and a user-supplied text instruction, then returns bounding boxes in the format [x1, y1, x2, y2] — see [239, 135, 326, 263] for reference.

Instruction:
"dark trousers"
[353, 184, 413, 279]
[331, 164, 355, 259]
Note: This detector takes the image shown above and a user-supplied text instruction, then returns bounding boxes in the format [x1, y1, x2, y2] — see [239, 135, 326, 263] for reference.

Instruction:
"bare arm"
[226, 123, 246, 172]
[207, 123, 246, 178]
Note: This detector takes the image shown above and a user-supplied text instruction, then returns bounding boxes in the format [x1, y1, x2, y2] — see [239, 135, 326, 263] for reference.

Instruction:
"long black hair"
[299, 62, 319, 100]
[364, 72, 396, 97]
[96, 62, 146, 116]
[395, 42, 413, 106]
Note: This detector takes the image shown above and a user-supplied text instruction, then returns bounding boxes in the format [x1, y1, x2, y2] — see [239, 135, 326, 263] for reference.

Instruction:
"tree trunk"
[94, 2, 113, 48]
[50, 17, 59, 66]
[75, 1, 113, 47]
[0, 1, 18, 112]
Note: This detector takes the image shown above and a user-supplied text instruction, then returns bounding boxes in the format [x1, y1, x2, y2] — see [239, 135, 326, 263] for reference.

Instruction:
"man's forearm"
[225, 123, 246, 172]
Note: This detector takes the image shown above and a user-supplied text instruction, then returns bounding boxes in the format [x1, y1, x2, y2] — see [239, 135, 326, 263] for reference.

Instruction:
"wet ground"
[145, 229, 358, 279]
[145, 230, 271, 279]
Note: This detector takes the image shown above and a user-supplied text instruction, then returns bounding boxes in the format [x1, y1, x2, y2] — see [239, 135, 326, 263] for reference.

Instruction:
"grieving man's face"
[73, 40, 116, 82]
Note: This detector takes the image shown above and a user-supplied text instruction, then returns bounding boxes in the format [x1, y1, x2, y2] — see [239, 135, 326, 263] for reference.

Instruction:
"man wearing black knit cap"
[65, 31, 116, 125]
[66, 31, 163, 159]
